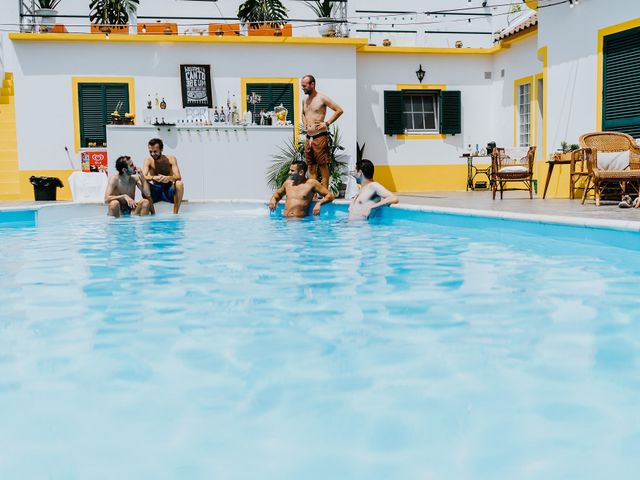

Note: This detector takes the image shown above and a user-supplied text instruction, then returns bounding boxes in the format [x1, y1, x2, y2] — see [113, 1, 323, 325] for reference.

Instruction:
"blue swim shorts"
[150, 182, 175, 204]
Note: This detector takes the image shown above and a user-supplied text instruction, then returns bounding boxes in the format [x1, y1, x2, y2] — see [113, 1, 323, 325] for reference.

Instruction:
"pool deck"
[2, 192, 640, 231]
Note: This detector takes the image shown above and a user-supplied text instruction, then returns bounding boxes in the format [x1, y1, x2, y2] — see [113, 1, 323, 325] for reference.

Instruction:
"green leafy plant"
[304, 1, 334, 18]
[36, 0, 62, 9]
[89, 0, 140, 26]
[560, 141, 580, 153]
[237, 0, 288, 29]
[267, 126, 348, 197]
[356, 142, 366, 168]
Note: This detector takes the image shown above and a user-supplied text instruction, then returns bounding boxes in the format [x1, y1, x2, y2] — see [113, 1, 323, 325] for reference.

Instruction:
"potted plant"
[35, 0, 62, 31]
[237, 0, 288, 32]
[267, 126, 348, 197]
[304, 1, 337, 37]
[89, 0, 140, 34]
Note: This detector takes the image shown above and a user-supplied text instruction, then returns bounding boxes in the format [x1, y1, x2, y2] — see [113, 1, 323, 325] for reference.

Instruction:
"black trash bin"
[29, 176, 64, 201]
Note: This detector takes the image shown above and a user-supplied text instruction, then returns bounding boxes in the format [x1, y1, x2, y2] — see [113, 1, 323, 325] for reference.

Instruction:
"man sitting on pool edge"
[348, 159, 399, 220]
[268, 160, 335, 218]
[104, 156, 152, 217]
[142, 138, 184, 214]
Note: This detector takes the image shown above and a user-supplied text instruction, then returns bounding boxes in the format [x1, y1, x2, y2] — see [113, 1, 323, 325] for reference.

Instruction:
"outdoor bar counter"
[107, 125, 294, 200]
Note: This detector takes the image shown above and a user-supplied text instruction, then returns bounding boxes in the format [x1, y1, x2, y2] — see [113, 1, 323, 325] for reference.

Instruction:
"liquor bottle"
[160, 97, 167, 110]
[154, 93, 159, 109]
[213, 106, 219, 123]
[146, 94, 152, 109]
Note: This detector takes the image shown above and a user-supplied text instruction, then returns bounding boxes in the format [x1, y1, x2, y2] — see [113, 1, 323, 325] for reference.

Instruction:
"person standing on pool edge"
[301, 74, 343, 190]
[143, 138, 184, 214]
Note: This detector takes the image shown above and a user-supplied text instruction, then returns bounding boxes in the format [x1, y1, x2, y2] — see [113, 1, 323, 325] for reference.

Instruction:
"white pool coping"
[1, 199, 640, 233]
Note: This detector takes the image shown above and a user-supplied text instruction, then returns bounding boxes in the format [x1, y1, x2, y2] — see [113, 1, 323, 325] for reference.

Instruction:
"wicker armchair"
[577, 132, 640, 206]
[491, 146, 536, 199]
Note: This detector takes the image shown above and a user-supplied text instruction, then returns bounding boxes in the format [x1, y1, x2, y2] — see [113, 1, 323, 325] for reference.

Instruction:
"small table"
[542, 156, 571, 199]
[463, 155, 492, 190]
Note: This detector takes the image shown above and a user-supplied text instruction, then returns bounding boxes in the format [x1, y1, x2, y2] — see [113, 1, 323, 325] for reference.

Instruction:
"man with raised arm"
[268, 160, 335, 218]
[301, 74, 344, 190]
[143, 138, 185, 214]
[104, 156, 152, 218]
[349, 159, 399, 220]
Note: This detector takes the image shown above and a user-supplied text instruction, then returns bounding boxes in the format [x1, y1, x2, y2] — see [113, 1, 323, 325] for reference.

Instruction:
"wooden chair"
[491, 146, 536, 199]
[577, 132, 640, 206]
[569, 149, 591, 200]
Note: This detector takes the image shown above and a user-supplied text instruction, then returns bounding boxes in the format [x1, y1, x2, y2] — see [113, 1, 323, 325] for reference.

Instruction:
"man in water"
[301, 74, 344, 190]
[142, 138, 184, 214]
[104, 156, 152, 217]
[268, 160, 335, 218]
[348, 159, 399, 220]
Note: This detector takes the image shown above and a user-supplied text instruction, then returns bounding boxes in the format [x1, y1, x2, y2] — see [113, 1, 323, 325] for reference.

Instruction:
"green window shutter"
[603, 26, 640, 138]
[78, 83, 129, 148]
[246, 83, 294, 121]
[384, 90, 404, 135]
[440, 90, 461, 135]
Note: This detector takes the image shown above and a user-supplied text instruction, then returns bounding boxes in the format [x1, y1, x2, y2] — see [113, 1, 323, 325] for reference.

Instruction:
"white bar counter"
[107, 125, 294, 200]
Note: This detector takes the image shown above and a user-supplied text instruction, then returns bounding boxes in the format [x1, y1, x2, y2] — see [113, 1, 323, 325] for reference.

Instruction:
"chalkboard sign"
[180, 64, 213, 108]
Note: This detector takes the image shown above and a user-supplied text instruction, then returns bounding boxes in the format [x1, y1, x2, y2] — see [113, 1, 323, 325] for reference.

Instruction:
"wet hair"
[360, 159, 374, 180]
[292, 160, 308, 174]
[115, 156, 131, 174]
[302, 74, 316, 85]
[148, 138, 164, 150]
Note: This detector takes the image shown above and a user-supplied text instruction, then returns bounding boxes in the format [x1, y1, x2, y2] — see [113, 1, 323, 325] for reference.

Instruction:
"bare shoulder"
[168, 155, 178, 164]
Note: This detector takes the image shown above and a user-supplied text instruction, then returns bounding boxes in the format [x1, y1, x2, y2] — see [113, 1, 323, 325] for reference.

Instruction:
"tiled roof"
[494, 13, 538, 42]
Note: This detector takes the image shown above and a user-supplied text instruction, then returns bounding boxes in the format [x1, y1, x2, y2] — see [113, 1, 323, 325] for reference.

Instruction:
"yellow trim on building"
[9, 32, 368, 47]
[596, 17, 640, 131]
[395, 84, 447, 140]
[537, 46, 548, 162]
[375, 164, 478, 192]
[71, 76, 135, 153]
[240, 77, 300, 142]
[513, 75, 534, 147]
[359, 45, 501, 55]
[498, 27, 538, 49]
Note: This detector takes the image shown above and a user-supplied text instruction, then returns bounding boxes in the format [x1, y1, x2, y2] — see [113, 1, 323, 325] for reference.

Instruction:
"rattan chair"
[491, 146, 536, 199]
[577, 132, 640, 206]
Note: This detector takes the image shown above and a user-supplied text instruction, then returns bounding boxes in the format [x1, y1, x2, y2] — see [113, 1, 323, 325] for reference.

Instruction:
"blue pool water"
[1, 203, 639, 479]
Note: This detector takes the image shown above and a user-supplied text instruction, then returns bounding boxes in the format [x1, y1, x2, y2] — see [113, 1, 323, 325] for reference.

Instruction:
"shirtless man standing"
[301, 74, 344, 190]
[104, 156, 152, 217]
[142, 138, 184, 214]
[348, 159, 399, 220]
[268, 160, 335, 218]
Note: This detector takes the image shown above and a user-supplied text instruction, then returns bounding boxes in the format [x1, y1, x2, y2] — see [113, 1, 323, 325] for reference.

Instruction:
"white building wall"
[7, 41, 357, 173]
[356, 53, 493, 168]
[538, 0, 639, 150]
[490, 35, 541, 151]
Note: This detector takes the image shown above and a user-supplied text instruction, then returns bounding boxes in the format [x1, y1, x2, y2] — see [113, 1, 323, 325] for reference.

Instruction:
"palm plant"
[267, 127, 348, 197]
[36, 0, 62, 9]
[304, 1, 334, 18]
[237, 0, 288, 29]
[89, 0, 140, 26]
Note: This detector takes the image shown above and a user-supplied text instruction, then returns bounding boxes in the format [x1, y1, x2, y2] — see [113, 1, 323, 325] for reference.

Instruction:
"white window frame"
[518, 82, 531, 147]
[403, 91, 439, 134]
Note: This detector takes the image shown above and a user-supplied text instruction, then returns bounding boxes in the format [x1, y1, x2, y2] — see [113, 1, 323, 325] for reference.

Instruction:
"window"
[78, 83, 129, 148]
[384, 90, 461, 136]
[518, 82, 531, 147]
[603, 26, 640, 138]
[245, 83, 294, 119]
[403, 91, 438, 133]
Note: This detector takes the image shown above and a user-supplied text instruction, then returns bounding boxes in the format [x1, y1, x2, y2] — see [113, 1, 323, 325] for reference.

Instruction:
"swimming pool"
[1, 203, 639, 479]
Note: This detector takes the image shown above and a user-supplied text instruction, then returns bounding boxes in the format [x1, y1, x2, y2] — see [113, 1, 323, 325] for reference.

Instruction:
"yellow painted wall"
[376, 161, 572, 198]
[18, 170, 75, 201]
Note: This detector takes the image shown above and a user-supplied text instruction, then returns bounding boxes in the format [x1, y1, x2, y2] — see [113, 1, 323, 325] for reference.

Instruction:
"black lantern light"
[416, 64, 425, 83]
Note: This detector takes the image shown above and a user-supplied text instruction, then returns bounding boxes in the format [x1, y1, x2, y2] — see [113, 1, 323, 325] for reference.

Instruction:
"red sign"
[81, 151, 108, 174]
